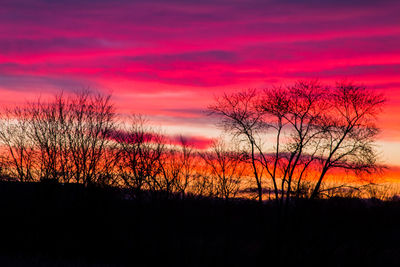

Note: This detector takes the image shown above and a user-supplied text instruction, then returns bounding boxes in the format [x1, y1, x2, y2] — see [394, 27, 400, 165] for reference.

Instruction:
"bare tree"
[154, 146, 180, 196]
[200, 139, 245, 200]
[64, 91, 116, 186]
[28, 94, 72, 183]
[115, 115, 164, 198]
[96, 144, 120, 187]
[174, 136, 197, 197]
[25, 91, 116, 185]
[157, 136, 196, 198]
[209, 89, 266, 203]
[309, 82, 385, 199]
[190, 162, 217, 198]
[0, 107, 36, 182]
[210, 81, 385, 205]
[257, 81, 328, 206]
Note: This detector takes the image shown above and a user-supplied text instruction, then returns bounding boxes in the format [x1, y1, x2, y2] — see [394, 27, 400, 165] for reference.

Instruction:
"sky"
[1, 0, 400, 167]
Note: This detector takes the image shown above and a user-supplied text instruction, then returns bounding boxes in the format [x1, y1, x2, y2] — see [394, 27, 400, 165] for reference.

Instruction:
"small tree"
[28, 94, 71, 183]
[115, 115, 164, 198]
[209, 89, 266, 203]
[0, 91, 116, 185]
[0, 107, 36, 182]
[158, 136, 196, 198]
[200, 139, 245, 200]
[65, 91, 116, 186]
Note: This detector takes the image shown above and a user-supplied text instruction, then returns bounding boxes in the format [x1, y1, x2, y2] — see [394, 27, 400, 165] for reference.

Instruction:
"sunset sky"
[1, 0, 400, 167]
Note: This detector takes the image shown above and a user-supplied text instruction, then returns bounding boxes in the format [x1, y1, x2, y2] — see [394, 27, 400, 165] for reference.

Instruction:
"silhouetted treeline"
[0, 81, 387, 204]
[0, 91, 246, 201]
[0, 81, 395, 267]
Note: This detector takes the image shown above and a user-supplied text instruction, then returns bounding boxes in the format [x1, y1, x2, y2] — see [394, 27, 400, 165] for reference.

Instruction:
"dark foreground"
[0, 181, 399, 266]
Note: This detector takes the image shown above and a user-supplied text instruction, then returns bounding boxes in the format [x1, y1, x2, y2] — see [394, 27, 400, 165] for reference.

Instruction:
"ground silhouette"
[0, 181, 399, 266]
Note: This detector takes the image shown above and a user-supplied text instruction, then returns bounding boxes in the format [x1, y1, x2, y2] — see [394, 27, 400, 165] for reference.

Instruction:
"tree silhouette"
[0, 107, 36, 182]
[200, 139, 245, 200]
[115, 115, 165, 198]
[209, 89, 266, 202]
[309, 82, 385, 199]
[0, 81, 386, 203]
[0, 91, 116, 185]
[210, 81, 385, 206]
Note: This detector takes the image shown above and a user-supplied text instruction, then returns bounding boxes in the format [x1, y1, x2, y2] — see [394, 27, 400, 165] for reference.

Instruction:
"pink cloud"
[1, 0, 400, 163]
